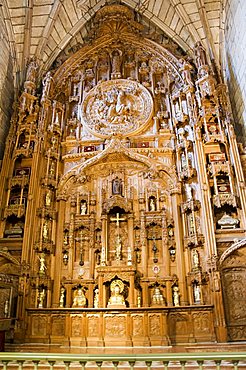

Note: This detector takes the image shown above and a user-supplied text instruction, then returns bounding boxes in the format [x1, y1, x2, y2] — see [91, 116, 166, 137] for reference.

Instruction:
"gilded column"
[170, 186, 188, 305]
[193, 126, 217, 257]
[101, 214, 108, 264]
[52, 197, 66, 307]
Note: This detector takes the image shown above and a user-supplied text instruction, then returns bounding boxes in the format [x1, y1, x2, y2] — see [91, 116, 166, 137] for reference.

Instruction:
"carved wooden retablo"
[0, 3, 246, 347]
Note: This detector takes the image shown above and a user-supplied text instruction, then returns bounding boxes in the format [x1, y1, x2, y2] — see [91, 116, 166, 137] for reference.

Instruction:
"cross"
[110, 213, 126, 227]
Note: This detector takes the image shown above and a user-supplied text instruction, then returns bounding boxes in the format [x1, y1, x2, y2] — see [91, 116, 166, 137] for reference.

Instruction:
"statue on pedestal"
[149, 197, 156, 212]
[45, 190, 51, 207]
[108, 279, 126, 307]
[152, 286, 165, 305]
[80, 200, 87, 215]
[173, 286, 180, 306]
[42, 221, 49, 241]
[193, 283, 201, 303]
[192, 249, 199, 269]
[112, 177, 122, 195]
[94, 288, 99, 308]
[59, 287, 66, 308]
[39, 253, 46, 274]
[38, 289, 46, 308]
[72, 287, 86, 307]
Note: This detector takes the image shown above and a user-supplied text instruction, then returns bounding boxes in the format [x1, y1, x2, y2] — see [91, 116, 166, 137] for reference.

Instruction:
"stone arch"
[219, 238, 246, 266]
[220, 242, 246, 341]
[42, 2, 195, 76]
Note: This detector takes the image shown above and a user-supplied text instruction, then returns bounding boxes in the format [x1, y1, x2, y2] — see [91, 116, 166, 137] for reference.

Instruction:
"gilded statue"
[108, 279, 125, 307]
[42, 221, 49, 241]
[173, 286, 180, 306]
[149, 198, 156, 212]
[80, 201, 87, 215]
[59, 287, 66, 308]
[26, 58, 38, 83]
[45, 191, 51, 207]
[192, 249, 199, 268]
[94, 288, 99, 308]
[72, 288, 87, 307]
[193, 283, 201, 303]
[39, 253, 46, 274]
[112, 177, 122, 195]
[152, 286, 165, 305]
[38, 289, 46, 308]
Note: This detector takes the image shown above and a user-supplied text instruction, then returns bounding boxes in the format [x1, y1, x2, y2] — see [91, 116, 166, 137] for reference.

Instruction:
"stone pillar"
[52, 197, 66, 307]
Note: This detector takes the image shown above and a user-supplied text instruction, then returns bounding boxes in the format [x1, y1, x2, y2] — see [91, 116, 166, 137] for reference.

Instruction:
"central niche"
[81, 79, 153, 138]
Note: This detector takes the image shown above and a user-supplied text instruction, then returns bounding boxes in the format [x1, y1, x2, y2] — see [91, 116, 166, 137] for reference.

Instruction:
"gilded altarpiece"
[0, 4, 246, 346]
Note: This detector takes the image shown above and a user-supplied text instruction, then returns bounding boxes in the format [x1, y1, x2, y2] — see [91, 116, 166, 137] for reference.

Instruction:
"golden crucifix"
[110, 213, 126, 261]
[110, 213, 126, 227]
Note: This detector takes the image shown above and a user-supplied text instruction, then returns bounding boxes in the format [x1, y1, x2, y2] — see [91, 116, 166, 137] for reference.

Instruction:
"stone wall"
[225, 0, 246, 144]
[0, 6, 14, 159]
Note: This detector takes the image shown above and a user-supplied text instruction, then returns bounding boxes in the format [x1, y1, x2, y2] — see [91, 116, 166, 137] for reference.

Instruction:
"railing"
[0, 352, 246, 369]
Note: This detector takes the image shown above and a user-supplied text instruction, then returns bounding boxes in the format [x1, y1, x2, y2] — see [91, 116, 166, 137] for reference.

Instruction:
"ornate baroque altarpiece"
[0, 4, 246, 346]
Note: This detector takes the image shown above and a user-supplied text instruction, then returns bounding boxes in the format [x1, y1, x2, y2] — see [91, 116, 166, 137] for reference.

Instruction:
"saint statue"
[42, 221, 49, 241]
[38, 289, 46, 308]
[192, 249, 199, 268]
[108, 280, 125, 307]
[179, 58, 194, 87]
[59, 287, 66, 308]
[42, 71, 53, 99]
[111, 49, 122, 76]
[45, 191, 51, 207]
[112, 177, 122, 195]
[193, 283, 201, 303]
[137, 292, 141, 308]
[173, 286, 180, 306]
[80, 201, 87, 215]
[94, 288, 99, 308]
[49, 161, 56, 178]
[185, 184, 193, 201]
[72, 288, 86, 307]
[26, 58, 38, 83]
[188, 214, 195, 236]
[194, 41, 208, 69]
[39, 253, 46, 273]
[149, 198, 156, 212]
[152, 286, 165, 305]
[181, 152, 188, 171]
[4, 300, 9, 317]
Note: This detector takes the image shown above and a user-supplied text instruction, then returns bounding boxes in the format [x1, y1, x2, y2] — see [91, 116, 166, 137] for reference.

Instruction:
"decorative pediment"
[103, 195, 132, 214]
[58, 136, 177, 197]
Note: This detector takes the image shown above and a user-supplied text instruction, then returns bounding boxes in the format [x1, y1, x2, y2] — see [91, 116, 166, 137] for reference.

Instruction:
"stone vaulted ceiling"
[1, 0, 224, 84]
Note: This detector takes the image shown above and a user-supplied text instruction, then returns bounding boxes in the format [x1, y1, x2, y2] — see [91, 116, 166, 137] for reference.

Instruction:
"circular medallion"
[81, 79, 153, 138]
